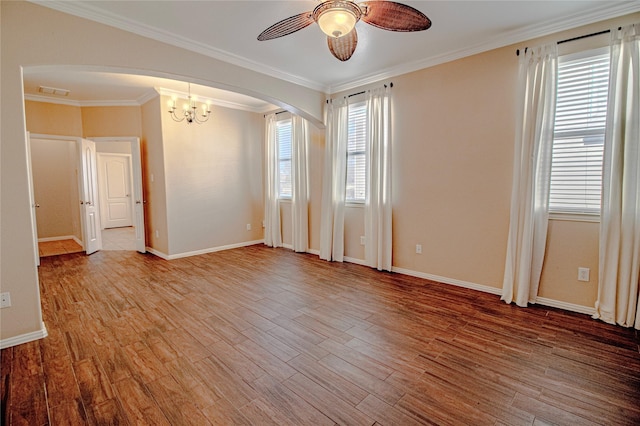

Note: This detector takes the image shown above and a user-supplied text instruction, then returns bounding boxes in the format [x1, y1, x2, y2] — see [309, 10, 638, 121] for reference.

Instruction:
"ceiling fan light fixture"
[314, 1, 362, 38]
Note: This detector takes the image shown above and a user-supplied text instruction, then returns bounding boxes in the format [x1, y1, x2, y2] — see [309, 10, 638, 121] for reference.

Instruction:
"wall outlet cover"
[578, 267, 590, 282]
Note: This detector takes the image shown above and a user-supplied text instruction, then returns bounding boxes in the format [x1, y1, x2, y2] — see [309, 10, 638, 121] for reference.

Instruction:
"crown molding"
[24, 93, 140, 107]
[137, 88, 159, 105]
[29, 0, 329, 93]
[328, 1, 640, 93]
[28, 0, 640, 96]
[24, 94, 82, 107]
[156, 88, 272, 113]
[25, 89, 272, 113]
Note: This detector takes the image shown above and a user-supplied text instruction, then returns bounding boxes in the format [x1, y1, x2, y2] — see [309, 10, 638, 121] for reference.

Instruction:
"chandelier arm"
[168, 108, 186, 122]
[167, 82, 212, 124]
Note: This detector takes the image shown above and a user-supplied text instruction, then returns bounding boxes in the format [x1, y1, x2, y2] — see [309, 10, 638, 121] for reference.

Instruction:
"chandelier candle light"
[167, 83, 212, 124]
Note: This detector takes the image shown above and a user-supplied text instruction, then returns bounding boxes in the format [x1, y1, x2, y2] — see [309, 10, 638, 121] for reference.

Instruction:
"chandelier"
[167, 83, 212, 124]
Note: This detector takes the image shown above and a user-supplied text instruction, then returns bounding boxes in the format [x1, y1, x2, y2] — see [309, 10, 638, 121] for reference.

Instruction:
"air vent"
[38, 85, 70, 96]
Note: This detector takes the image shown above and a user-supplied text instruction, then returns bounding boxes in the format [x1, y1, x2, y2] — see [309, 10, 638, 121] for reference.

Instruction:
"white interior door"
[98, 153, 133, 229]
[79, 139, 102, 255]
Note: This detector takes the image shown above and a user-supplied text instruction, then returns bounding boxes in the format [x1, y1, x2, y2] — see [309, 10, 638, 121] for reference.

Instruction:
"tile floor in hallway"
[101, 226, 136, 251]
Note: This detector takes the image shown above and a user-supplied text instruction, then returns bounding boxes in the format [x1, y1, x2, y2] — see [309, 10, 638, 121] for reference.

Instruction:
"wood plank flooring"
[2, 245, 639, 425]
[38, 239, 83, 257]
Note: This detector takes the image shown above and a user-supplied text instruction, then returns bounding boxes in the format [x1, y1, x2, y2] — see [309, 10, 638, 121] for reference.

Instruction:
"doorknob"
[126, 194, 130, 197]
[33, 203, 40, 208]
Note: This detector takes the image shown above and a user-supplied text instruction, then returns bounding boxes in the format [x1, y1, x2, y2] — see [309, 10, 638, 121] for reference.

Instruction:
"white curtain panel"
[319, 98, 349, 262]
[364, 87, 392, 271]
[594, 23, 640, 329]
[264, 113, 282, 248]
[291, 115, 310, 253]
[502, 44, 558, 307]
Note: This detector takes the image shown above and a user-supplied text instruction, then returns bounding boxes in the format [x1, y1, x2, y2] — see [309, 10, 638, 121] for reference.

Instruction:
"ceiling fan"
[257, 0, 432, 61]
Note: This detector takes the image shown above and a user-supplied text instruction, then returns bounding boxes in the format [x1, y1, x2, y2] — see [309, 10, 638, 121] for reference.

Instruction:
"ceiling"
[25, 1, 640, 110]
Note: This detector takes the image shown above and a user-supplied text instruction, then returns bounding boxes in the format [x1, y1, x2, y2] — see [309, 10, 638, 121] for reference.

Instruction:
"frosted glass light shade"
[317, 8, 357, 38]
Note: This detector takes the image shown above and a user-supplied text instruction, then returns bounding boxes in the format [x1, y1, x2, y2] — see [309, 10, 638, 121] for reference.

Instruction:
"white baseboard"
[147, 239, 265, 260]
[145, 247, 169, 259]
[344, 256, 368, 266]
[72, 235, 83, 248]
[38, 235, 83, 247]
[0, 322, 48, 349]
[535, 297, 595, 315]
[302, 249, 368, 266]
[392, 266, 503, 296]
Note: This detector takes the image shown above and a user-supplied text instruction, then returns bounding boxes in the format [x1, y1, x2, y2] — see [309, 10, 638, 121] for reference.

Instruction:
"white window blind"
[346, 102, 367, 202]
[277, 119, 292, 199]
[549, 48, 610, 215]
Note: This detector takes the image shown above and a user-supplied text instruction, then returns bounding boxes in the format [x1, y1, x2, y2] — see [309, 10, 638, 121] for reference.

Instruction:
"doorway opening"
[28, 134, 146, 259]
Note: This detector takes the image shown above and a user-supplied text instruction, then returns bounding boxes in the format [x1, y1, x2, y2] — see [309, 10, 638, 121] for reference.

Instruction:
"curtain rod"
[263, 110, 288, 118]
[326, 82, 393, 103]
[516, 27, 618, 56]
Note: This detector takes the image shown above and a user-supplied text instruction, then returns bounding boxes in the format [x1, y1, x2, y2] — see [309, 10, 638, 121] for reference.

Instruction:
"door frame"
[90, 137, 146, 253]
[25, 132, 40, 267]
[28, 133, 89, 253]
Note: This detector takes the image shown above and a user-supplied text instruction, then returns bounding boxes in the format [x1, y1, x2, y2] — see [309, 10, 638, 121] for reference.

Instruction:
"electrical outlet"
[246, 223, 252, 231]
[578, 267, 590, 282]
[0, 292, 11, 308]
[416, 244, 422, 254]
[360, 236, 365, 245]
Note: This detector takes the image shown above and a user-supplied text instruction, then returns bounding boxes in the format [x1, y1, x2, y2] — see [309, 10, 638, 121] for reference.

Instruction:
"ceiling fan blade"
[328, 29, 358, 62]
[257, 11, 315, 41]
[360, 1, 431, 32]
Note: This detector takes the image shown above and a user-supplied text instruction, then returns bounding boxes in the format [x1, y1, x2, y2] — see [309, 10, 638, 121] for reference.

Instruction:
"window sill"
[346, 201, 364, 208]
[549, 212, 600, 223]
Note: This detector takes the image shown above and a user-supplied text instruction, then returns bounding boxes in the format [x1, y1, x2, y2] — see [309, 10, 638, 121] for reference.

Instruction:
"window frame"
[276, 118, 292, 200]
[549, 46, 610, 220]
[346, 101, 367, 204]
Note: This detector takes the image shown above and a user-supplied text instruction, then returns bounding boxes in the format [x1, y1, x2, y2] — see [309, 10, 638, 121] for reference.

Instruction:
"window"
[549, 48, 610, 215]
[277, 119, 292, 199]
[346, 102, 367, 202]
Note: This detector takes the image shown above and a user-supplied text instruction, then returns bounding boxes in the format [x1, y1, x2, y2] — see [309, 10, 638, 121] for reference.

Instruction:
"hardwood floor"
[38, 238, 83, 257]
[2, 245, 639, 425]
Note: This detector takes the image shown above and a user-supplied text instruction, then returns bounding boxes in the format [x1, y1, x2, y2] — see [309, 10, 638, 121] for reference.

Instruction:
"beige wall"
[30, 138, 81, 241]
[82, 106, 142, 138]
[141, 96, 169, 254]
[389, 46, 515, 288]
[25, 101, 83, 136]
[160, 95, 264, 256]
